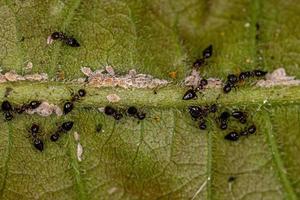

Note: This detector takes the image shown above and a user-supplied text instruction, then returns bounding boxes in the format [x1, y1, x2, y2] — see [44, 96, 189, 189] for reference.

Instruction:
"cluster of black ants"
[188, 104, 256, 141]
[183, 45, 266, 141]
[1, 88, 146, 152]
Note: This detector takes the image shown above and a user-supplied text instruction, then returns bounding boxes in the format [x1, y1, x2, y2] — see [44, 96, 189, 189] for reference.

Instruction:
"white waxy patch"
[26, 101, 62, 117]
[185, 69, 222, 88]
[77, 143, 83, 162]
[81, 67, 93, 76]
[98, 107, 105, 113]
[0, 74, 6, 83]
[105, 65, 115, 76]
[74, 132, 80, 142]
[185, 69, 200, 87]
[106, 94, 121, 103]
[4, 71, 25, 81]
[81, 66, 170, 89]
[24, 73, 48, 81]
[0, 71, 48, 83]
[47, 35, 53, 45]
[25, 62, 33, 71]
[256, 68, 300, 87]
[107, 187, 118, 195]
[244, 22, 250, 28]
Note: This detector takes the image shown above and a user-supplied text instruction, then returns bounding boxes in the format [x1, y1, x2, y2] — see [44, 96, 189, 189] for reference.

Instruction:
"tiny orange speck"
[168, 71, 177, 79]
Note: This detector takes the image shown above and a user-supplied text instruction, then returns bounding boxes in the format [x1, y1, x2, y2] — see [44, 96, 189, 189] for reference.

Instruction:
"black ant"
[183, 89, 197, 100]
[202, 45, 213, 59]
[28, 124, 44, 151]
[223, 74, 238, 94]
[50, 31, 80, 47]
[239, 71, 252, 81]
[127, 106, 138, 116]
[104, 106, 123, 120]
[1, 100, 14, 121]
[63, 89, 86, 115]
[50, 121, 74, 142]
[199, 118, 207, 130]
[219, 111, 230, 130]
[188, 106, 203, 119]
[240, 125, 256, 136]
[63, 102, 74, 114]
[193, 58, 205, 68]
[232, 111, 247, 124]
[190, 45, 213, 69]
[127, 106, 146, 120]
[224, 131, 239, 141]
[15, 100, 41, 114]
[70, 89, 86, 102]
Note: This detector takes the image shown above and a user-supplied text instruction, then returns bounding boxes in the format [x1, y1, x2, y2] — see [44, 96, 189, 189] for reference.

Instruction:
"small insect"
[1, 100, 12, 111]
[104, 106, 116, 115]
[224, 131, 239, 141]
[239, 71, 252, 80]
[247, 125, 256, 134]
[30, 124, 39, 136]
[33, 138, 44, 151]
[78, 89, 86, 97]
[239, 130, 249, 136]
[227, 74, 238, 84]
[61, 121, 74, 132]
[220, 122, 228, 130]
[71, 94, 80, 102]
[199, 120, 207, 130]
[4, 112, 13, 121]
[29, 100, 41, 109]
[51, 32, 65, 40]
[220, 111, 230, 120]
[228, 176, 236, 182]
[193, 58, 205, 68]
[232, 111, 247, 123]
[136, 112, 146, 120]
[28, 123, 43, 151]
[219, 111, 230, 130]
[113, 112, 123, 120]
[253, 70, 267, 77]
[197, 78, 208, 90]
[127, 106, 138, 116]
[183, 89, 197, 100]
[64, 37, 80, 47]
[63, 102, 74, 114]
[50, 132, 60, 142]
[188, 106, 203, 118]
[96, 124, 103, 133]
[223, 83, 233, 93]
[200, 79, 208, 86]
[202, 45, 213, 59]
[209, 104, 218, 113]
[50, 32, 80, 47]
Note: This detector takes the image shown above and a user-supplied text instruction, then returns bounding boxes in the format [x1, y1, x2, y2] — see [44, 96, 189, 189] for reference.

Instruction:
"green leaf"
[0, 0, 300, 200]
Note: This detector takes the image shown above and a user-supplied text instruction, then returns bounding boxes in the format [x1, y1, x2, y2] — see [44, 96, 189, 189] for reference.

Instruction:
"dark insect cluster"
[50, 31, 80, 47]
[223, 69, 267, 93]
[188, 104, 218, 130]
[225, 125, 256, 141]
[103, 106, 146, 121]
